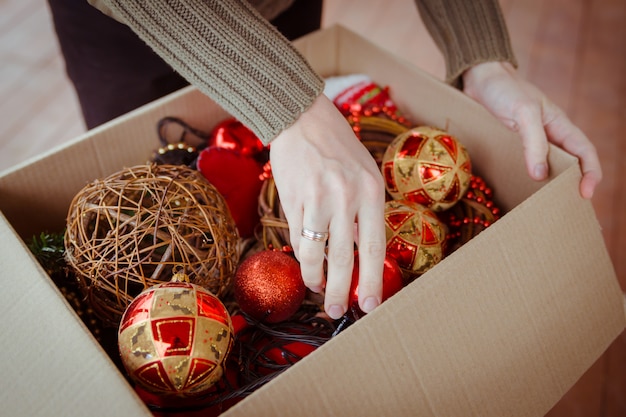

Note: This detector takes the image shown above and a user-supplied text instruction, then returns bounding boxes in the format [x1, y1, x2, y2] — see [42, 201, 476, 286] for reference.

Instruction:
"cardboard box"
[1, 26, 624, 417]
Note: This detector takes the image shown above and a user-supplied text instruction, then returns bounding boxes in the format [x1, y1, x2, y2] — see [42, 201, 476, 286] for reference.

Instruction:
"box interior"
[0, 25, 623, 417]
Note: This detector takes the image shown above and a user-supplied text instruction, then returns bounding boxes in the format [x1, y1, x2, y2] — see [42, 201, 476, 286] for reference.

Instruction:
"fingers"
[294, 173, 386, 320]
[354, 195, 386, 313]
[515, 103, 550, 181]
[323, 211, 355, 319]
[508, 96, 601, 199]
[463, 62, 601, 200]
[298, 227, 327, 295]
[542, 103, 603, 199]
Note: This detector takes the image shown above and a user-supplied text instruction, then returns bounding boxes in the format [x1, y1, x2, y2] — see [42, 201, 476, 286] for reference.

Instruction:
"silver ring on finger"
[301, 227, 329, 242]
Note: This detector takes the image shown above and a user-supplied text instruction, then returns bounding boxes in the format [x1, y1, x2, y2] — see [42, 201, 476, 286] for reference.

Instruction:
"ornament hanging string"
[152, 116, 211, 167]
[157, 116, 210, 149]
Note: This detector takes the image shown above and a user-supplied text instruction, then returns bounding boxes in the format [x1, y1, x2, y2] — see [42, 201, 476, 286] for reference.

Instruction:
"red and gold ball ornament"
[118, 272, 233, 397]
[233, 250, 306, 323]
[348, 253, 404, 319]
[382, 126, 472, 211]
[384, 200, 447, 277]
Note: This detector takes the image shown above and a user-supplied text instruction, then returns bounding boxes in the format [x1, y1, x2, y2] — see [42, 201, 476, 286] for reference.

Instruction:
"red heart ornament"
[196, 147, 264, 238]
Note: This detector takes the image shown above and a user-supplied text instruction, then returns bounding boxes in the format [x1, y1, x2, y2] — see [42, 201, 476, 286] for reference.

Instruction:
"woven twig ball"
[64, 164, 240, 325]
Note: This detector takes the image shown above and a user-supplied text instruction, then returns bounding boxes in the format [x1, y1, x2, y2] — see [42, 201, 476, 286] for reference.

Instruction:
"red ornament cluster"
[346, 103, 411, 140]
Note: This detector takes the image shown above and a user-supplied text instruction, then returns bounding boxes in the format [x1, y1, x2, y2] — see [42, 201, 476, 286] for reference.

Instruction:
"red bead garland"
[439, 175, 502, 254]
[346, 103, 412, 140]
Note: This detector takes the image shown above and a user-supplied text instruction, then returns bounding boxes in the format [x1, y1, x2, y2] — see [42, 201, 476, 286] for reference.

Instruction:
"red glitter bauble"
[348, 253, 404, 319]
[233, 250, 306, 323]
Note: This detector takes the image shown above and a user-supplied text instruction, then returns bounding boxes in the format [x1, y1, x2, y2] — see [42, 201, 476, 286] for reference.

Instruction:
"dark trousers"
[47, 0, 323, 129]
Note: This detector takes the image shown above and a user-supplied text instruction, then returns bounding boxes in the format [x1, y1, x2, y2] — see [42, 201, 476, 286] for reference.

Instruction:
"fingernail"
[310, 286, 323, 294]
[327, 304, 345, 320]
[362, 297, 380, 313]
[534, 163, 548, 180]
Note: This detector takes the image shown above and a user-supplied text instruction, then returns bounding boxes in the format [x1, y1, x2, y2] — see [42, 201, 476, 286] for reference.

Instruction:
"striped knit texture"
[101, 0, 324, 145]
[415, 0, 517, 88]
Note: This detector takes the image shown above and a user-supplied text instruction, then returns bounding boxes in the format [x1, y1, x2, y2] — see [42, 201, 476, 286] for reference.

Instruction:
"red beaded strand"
[440, 175, 502, 253]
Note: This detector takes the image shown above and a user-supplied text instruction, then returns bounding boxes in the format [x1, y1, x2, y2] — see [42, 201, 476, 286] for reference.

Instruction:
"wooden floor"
[1, 0, 624, 415]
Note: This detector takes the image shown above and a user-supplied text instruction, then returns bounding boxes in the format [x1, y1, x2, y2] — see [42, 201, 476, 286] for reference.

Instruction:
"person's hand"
[269, 94, 387, 319]
[462, 61, 602, 199]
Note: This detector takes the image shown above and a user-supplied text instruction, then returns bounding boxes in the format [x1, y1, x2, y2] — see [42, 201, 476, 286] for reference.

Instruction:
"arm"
[92, 0, 323, 145]
[415, 0, 517, 88]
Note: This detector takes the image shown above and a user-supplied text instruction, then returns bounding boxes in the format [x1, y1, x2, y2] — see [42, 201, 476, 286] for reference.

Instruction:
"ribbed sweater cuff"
[415, 0, 517, 88]
[101, 0, 324, 145]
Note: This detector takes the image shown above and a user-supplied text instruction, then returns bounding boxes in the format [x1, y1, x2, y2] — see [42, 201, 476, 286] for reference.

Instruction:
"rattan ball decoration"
[382, 126, 472, 211]
[64, 164, 240, 325]
[118, 271, 234, 397]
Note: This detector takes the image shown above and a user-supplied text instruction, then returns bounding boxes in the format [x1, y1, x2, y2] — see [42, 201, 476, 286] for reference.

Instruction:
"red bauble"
[249, 333, 317, 377]
[348, 253, 404, 319]
[263, 340, 317, 366]
[233, 250, 306, 323]
[208, 118, 265, 157]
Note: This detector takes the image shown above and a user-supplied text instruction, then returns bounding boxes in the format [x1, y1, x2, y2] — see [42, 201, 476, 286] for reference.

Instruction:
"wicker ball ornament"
[385, 199, 447, 278]
[64, 164, 240, 325]
[118, 272, 234, 397]
[382, 126, 472, 211]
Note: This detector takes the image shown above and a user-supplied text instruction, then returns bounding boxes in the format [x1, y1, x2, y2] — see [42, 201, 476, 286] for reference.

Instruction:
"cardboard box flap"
[0, 212, 152, 417]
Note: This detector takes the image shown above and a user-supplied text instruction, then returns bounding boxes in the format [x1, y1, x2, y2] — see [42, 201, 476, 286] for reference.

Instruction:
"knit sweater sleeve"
[414, 0, 517, 88]
[93, 0, 324, 145]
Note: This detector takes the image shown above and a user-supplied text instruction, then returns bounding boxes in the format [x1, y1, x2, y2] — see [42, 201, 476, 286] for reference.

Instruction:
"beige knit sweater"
[88, 0, 516, 145]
